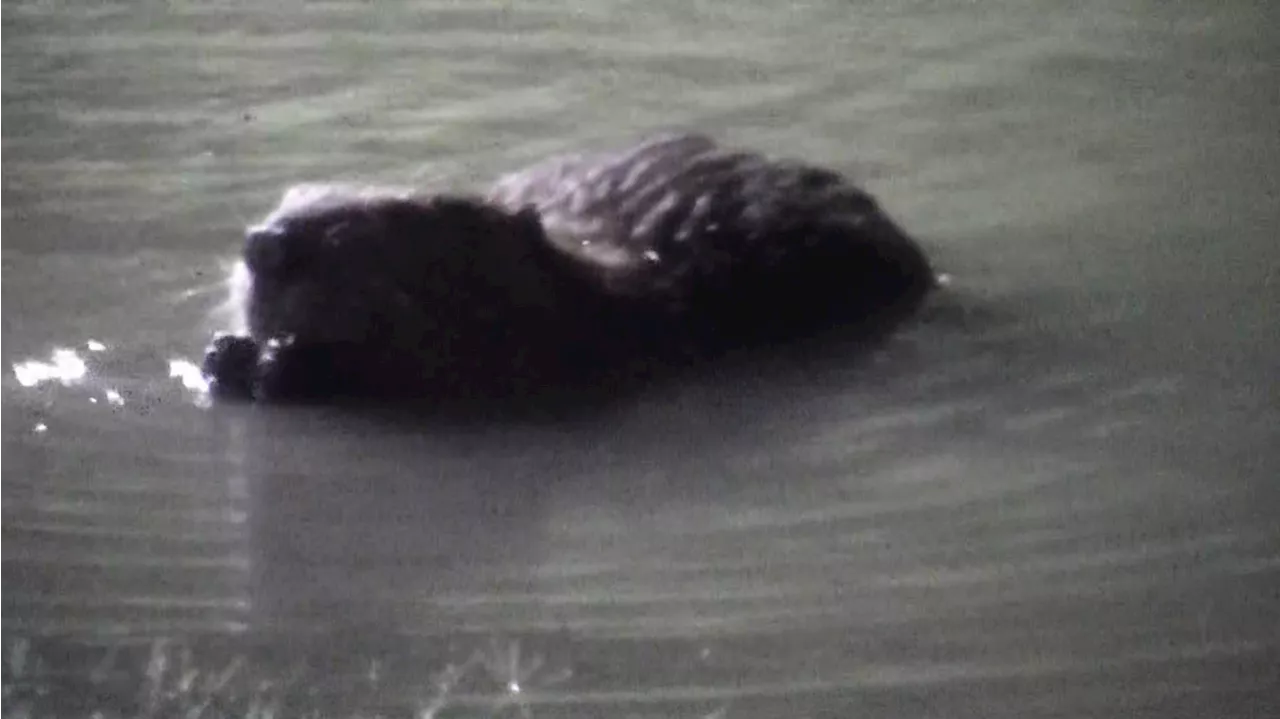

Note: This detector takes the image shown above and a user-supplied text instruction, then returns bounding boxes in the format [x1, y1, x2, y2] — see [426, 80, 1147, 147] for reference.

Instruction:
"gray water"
[3, 0, 1279, 716]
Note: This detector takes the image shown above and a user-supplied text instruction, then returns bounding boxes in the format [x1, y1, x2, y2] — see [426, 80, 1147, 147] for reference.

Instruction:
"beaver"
[203, 133, 937, 402]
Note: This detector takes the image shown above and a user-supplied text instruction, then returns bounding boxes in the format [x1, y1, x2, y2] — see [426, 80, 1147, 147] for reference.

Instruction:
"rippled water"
[4, 0, 1279, 716]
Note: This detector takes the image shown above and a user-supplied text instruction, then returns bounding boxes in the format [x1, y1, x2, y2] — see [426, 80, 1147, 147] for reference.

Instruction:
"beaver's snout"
[202, 334, 374, 402]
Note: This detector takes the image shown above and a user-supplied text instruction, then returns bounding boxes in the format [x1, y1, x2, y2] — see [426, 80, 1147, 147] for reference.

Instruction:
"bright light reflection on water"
[12, 348, 88, 387]
[167, 358, 210, 394]
[10, 343, 214, 408]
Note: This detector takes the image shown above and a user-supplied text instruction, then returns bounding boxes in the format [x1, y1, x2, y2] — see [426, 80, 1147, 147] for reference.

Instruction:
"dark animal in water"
[203, 133, 937, 402]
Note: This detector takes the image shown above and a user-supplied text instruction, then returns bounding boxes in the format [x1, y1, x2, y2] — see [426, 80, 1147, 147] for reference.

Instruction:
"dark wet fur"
[204, 135, 939, 408]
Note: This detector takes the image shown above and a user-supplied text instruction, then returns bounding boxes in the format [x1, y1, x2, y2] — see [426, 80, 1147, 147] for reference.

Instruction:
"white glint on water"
[13, 348, 88, 387]
[168, 359, 211, 394]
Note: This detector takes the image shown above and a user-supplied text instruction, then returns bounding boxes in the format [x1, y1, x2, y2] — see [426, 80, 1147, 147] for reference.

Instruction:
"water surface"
[4, 1, 1278, 716]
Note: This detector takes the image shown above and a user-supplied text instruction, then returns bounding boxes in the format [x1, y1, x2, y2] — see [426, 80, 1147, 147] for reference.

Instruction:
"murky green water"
[4, 1, 1278, 716]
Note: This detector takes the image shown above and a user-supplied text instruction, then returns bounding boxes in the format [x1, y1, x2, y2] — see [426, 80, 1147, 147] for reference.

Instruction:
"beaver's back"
[486, 133, 936, 329]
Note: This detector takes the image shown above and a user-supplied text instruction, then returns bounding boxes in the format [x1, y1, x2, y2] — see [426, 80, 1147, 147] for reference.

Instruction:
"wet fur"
[207, 134, 937, 401]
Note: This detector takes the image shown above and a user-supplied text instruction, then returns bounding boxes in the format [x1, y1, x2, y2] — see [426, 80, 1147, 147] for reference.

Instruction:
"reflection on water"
[11, 343, 215, 405]
[168, 357, 213, 396]
[12, 346, 91, 388]
[4, 0, 1279, 716]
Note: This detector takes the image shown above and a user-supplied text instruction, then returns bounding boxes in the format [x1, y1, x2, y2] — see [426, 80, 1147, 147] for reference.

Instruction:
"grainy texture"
[3, 0, 1279, 716]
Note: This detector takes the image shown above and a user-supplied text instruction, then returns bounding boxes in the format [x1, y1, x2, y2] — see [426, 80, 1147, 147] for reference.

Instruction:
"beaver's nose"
[244, 224, 294, 277]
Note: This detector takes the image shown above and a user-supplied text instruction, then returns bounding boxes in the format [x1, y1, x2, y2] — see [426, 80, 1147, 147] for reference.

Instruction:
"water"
[4, 0, 1278, 716]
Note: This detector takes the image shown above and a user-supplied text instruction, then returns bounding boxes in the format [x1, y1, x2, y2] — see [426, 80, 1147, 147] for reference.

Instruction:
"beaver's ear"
[511, 205, 556, 259]
[514, 204, 542, 231]
[512, 205, 550, 251]
[244, 223, 296, 277]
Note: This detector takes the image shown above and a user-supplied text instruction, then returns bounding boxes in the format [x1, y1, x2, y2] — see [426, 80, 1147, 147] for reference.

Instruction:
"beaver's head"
[232, 185, 559, 357]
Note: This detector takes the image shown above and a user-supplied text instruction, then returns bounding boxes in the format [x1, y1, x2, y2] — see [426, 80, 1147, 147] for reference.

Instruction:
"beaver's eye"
[244, 224, 298, 277]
